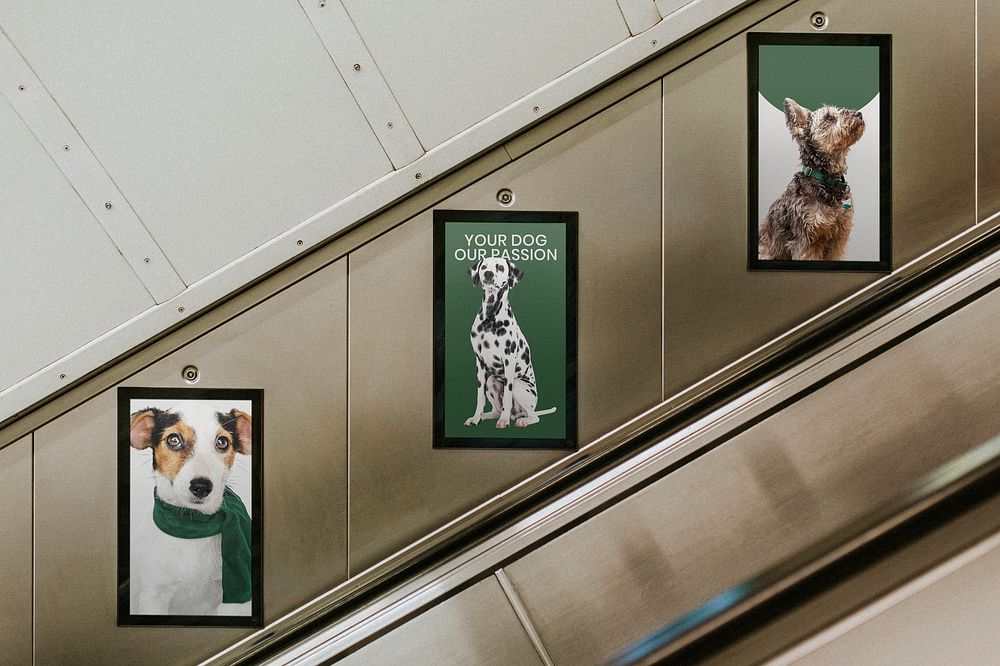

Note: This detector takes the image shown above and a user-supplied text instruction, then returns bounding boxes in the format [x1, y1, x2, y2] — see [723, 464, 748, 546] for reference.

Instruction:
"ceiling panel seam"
[0, 0, 752, 429]
[297, 0, 425, 168]
[617, 0, 664, 34]
[0, 30, 186, 304]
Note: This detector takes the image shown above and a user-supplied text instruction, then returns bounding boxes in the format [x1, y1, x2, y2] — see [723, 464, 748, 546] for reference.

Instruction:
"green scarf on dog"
[152, 486, 252, 603]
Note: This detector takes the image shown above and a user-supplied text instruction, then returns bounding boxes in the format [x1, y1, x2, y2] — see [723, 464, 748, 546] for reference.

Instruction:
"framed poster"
[434, 210, 577, 450]
[117, 387, 263, 627]
[748, 32, 891, 271]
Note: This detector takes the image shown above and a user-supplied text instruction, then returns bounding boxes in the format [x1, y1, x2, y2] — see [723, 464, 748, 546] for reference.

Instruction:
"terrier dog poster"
[434, 210, 577, 449]
[117, 387, 263, 627]
[748, 33, 891, 271]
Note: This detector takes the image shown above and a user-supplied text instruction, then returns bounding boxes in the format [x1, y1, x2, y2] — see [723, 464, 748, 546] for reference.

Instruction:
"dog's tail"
[535, 407, 557, 416]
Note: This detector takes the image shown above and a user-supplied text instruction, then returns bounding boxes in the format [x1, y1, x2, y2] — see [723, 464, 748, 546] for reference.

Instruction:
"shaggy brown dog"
[758, 98, 866, 261]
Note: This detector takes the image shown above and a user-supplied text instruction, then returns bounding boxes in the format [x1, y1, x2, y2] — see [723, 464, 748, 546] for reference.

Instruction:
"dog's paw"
[464, 416, 481, 426]
[496, 419, 509, 429]
[515, 418, 529, 428]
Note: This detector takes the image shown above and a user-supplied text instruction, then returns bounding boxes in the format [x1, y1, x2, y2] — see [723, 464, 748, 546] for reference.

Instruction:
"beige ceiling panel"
[0, 0, 393, 284]
[0, 95, 153, 391]
[341, 0, 630, 148]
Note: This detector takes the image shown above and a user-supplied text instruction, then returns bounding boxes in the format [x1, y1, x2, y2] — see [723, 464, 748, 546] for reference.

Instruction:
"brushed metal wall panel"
[980, 0, 1000, 221]
[0, 436, 31, 665]
[348, 84, 662, 571]
[33, 261, 348, 664]
[507, 284, 1000, 665]
[663, 0, 977, 396]
[126, 259, 350, 610]
[339, 576, 544, 666]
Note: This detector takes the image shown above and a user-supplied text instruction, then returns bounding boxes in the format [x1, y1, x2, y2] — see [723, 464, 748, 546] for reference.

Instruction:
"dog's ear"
[784, 98, 810, 138]
[468, 260, 481, 286]
[129, 409, 155, 450]
[230, 409, 252, 455]
[509, 261, 524, 287]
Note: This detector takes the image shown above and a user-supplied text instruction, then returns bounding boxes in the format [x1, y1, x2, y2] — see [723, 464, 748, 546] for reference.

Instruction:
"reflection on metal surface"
[508, 280, 1000, 664]
[608, 435, 1000, 665]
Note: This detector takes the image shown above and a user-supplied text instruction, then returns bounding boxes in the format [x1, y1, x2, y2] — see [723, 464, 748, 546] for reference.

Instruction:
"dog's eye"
[215, 436, 230, 451]
[166, 433, 183, 449]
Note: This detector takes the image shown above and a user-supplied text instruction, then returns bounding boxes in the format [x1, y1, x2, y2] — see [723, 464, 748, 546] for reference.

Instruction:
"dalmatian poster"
[748, 33, 891, 271]
[117, 387, 263, 627]
[434, 210, 577, 449]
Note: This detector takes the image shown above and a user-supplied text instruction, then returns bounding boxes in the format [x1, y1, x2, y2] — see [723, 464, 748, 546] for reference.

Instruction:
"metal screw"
[178, 306, 185, 313]
[17, 84, 24, 91]
[353, 63, 361, 72]
[63, 144, 70, 151]
[143, 257, 150, 263]
[496, 188, 515, 207]
[810, 12, 828, 29]
[386, 121, 394, 129]
[104, 201, 113, 209]
[415, 172, 423, 180]
[58, 373, 67, 380]
[296, 239, 304, 246]
[651, 39, 657, 46]
[319, 0, 326, 6]
[532, 106, 540, 113]
[182, 365, 201, 384]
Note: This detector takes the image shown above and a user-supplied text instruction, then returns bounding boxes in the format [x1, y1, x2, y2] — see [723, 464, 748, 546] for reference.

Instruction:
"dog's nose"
[189, 477, 213, 499]
[483, 270, 494, 282]
[853, 110, 863, 119]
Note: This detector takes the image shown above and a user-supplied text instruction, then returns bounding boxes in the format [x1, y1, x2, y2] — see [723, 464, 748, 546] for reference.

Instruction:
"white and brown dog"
[465, 257, 556, 429]
[128, 402, 252, 616]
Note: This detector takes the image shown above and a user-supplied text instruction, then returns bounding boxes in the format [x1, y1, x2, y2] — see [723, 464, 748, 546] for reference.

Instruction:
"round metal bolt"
[104, 201, 113, 209]
[651, 39, 657, 46]
[386, 121, 394, 129]
[496, 188, 515, 207]
[58, 373, 67, 380]
[532, 106, 540, 113]
[182, 365, 201, 384]
[810, 11, 828, 29]
[143, 257, 151, 263]
[415, 172, 423, 180]
[177, 306, 185, 313]
[63, 144, 70, 151]
[296, 239, 304, 246]
[17, 84, 24, 91]
[353, 63, 361, 72]
[319, 0, 326, 6]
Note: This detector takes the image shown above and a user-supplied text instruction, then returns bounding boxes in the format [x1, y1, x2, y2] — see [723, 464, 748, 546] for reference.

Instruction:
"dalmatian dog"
[465, 257, 556, 429]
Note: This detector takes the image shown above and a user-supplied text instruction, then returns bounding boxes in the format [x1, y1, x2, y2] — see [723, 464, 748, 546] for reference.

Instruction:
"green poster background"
[442, 220, 568, 441]
[758, 44, 880, 111]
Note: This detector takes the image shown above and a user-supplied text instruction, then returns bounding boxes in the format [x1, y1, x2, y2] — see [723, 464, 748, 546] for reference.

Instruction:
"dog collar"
[801, 166, 848, 191]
